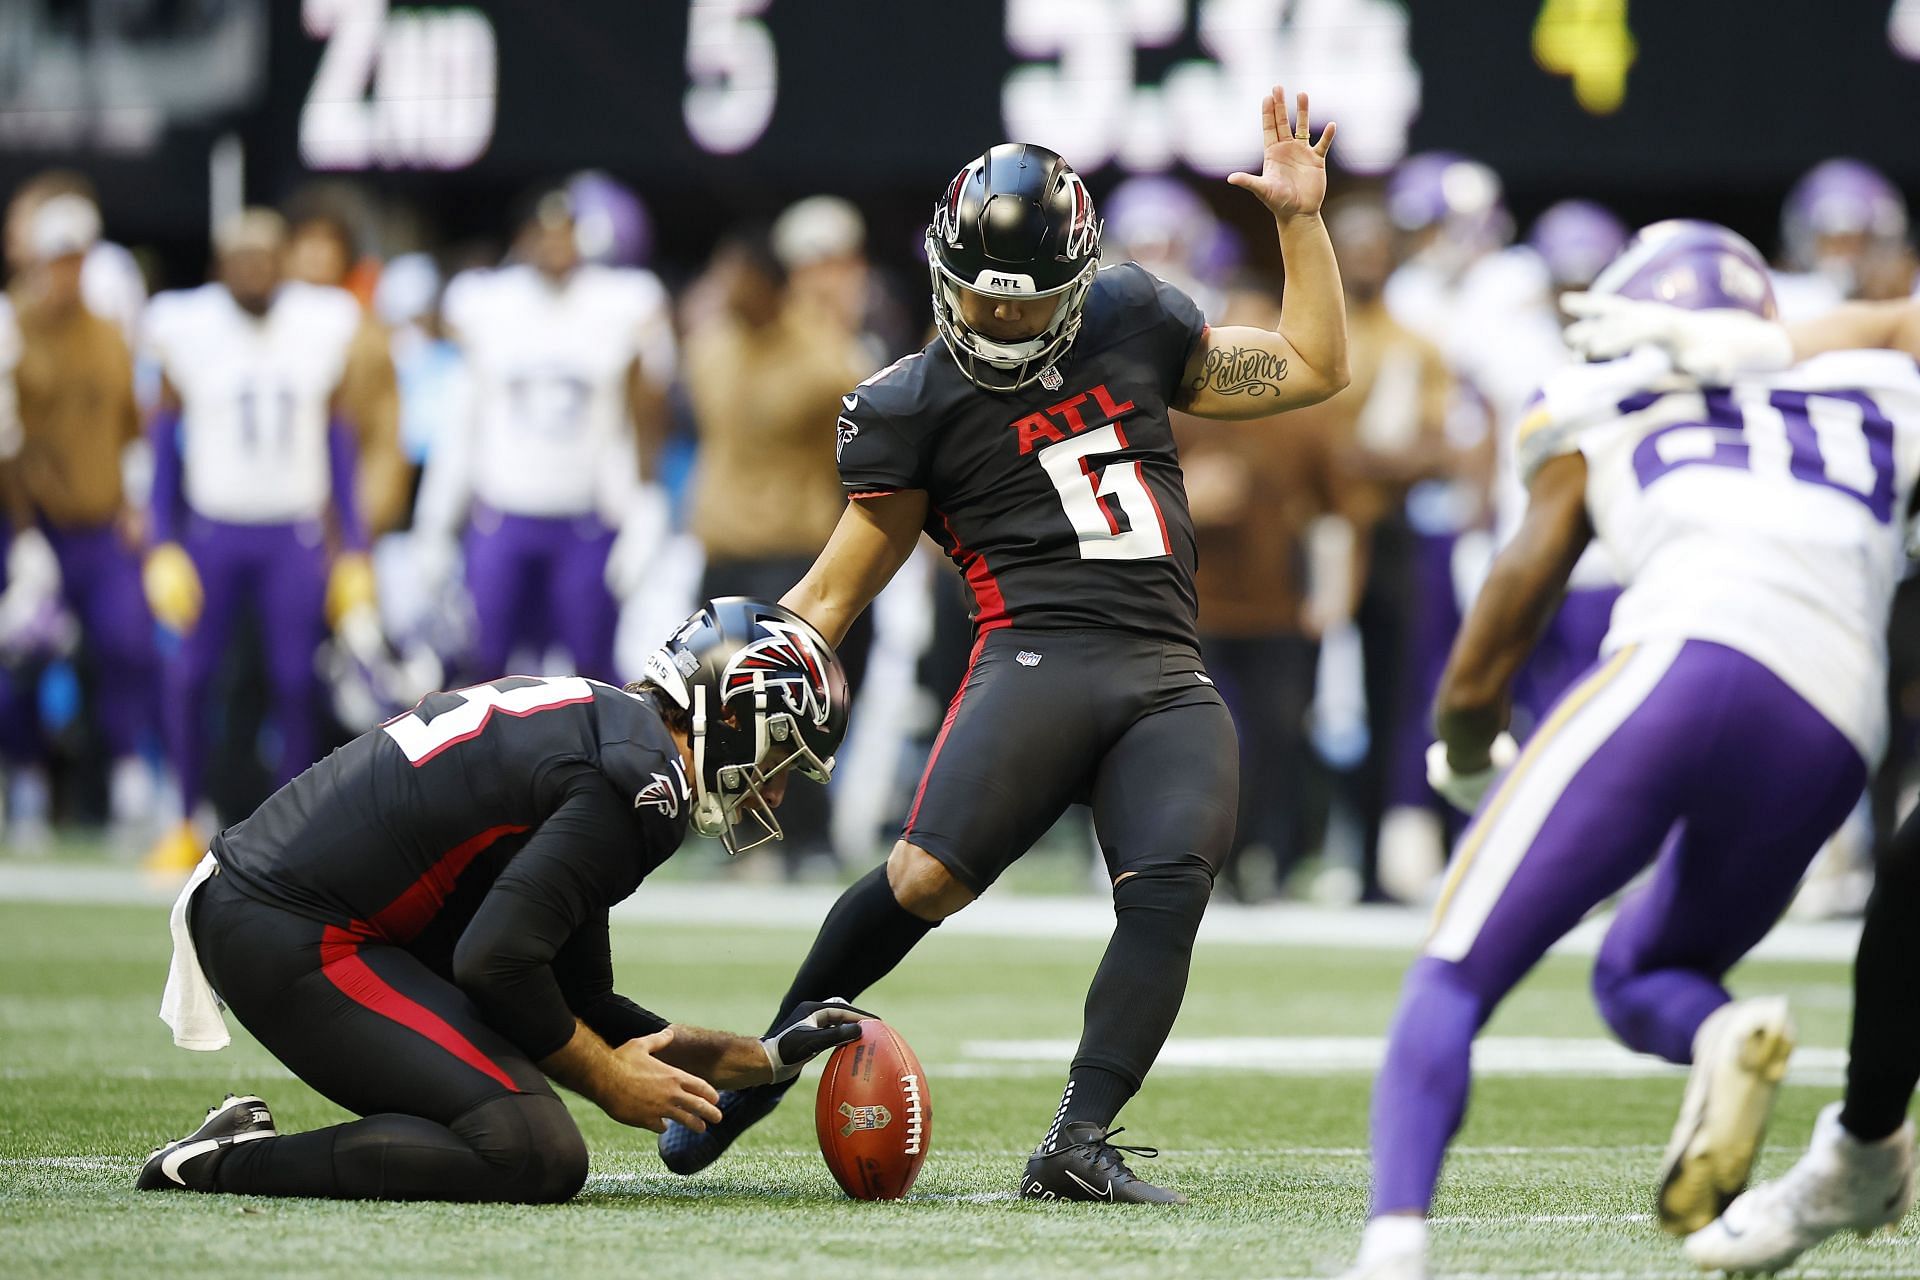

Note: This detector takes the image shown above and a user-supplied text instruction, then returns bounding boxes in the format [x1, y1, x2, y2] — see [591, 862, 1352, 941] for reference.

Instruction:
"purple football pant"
[44, 522, 160, 759]
[464, 508, 616, 683]
[166, 517, 327, 809]
[1369, 638, 1866, 1216]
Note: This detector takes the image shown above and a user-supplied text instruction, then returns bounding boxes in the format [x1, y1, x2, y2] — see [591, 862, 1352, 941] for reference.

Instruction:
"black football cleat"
[136, 1094, 277, 1192]
[658, 1081, 789, 1175]
[1020, 1122, 1187, 1204]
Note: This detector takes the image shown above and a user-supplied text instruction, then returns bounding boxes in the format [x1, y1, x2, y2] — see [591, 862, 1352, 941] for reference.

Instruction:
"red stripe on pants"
[319, 925, 520, 1094]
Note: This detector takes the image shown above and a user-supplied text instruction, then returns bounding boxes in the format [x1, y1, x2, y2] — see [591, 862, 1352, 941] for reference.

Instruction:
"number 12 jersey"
[836, 263, 1207, 647]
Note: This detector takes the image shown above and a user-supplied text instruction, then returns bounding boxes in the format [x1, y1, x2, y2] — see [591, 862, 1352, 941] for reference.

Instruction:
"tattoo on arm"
[1188, 346, 1289, 400]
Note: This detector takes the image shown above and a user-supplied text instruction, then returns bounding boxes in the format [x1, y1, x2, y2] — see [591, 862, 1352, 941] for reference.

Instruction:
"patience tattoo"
[1189, 345, 1289, 399]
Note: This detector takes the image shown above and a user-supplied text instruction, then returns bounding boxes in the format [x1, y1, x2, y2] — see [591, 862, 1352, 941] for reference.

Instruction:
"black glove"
[760, 998, 874, 1083]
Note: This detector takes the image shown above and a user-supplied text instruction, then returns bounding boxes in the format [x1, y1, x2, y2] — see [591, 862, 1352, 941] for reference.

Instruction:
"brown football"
[813, 1019, 931, 1200]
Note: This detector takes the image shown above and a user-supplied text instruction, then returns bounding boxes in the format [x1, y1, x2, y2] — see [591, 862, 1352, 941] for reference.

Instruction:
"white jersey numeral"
[1037, 423, 1171, 560]
[382, 676, 594, 766]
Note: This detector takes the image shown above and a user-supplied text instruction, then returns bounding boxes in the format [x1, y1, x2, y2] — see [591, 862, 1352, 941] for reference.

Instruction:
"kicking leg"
[659, 629, 1092, 1175]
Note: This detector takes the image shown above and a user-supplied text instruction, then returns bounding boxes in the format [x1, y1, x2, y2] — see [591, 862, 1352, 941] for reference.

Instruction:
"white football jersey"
[143, 282, 361, 524]
[1520, 348, 1920, 760]
[443, 264, 674, 520]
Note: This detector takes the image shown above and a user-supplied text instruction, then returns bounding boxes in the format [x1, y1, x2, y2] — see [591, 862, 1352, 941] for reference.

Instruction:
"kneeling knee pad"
[456, 1093, 589, 1204]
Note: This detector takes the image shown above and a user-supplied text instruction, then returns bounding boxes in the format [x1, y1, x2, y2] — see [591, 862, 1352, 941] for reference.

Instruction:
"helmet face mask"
[925, 143, 1102, 394]
[645, 598, 849, 857]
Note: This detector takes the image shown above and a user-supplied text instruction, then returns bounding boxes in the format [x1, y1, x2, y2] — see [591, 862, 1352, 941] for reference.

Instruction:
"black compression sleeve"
[451, 771, 648, 1059]
[550, 914, 670, 1045]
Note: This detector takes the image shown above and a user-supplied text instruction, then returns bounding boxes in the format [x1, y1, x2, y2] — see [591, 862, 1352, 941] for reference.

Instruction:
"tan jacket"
[13, 301, 139, 529]
[685, 303, 868, 562]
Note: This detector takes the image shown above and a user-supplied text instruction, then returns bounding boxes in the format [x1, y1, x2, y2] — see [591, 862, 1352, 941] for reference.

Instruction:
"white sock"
[1358, 1214, 1428, 1265]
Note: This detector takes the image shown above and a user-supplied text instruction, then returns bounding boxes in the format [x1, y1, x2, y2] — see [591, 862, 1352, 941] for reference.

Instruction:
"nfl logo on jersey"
[1038, 365, 1063, 391]
[1016, 651, 1042, 667]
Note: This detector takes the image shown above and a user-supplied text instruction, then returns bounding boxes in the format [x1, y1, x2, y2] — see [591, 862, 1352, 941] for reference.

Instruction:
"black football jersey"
[837, 263, 1206, 646]
[214, 675, 691, 968]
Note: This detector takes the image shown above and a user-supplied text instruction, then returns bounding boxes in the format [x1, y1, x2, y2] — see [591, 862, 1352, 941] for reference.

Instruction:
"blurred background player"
[141, 208, 377, 871]
[1319, 194, 1456, 904]
[1477, 198, 1631, 732]
[3, 170, 147, 344]
[1773, 159, 1913, 321]
[0, 193, 161, 848]
[1173, 269, 1356, 902]
[1348, 222, 1920, 1280]
[414, 188, 674, 686]
[682, 227, 872, 875]
[281, 201, 411, 539]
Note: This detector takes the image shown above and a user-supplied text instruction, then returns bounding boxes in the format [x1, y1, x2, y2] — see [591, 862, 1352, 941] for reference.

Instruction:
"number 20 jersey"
[836, 263, 1207, 647]
[1519, 348, 1920, 761]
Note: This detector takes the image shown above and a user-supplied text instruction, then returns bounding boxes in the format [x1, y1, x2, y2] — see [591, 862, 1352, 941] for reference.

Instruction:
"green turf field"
[1, 894, 1912, 1279]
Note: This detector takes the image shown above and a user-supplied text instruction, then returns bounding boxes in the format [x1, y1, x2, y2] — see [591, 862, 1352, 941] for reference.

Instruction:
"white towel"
[159, 852, 230, 1051]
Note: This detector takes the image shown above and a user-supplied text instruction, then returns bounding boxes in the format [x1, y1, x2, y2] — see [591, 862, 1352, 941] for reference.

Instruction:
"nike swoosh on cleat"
[1064, 1169, 1114, 1200]
[159, 1139, 222, 1186]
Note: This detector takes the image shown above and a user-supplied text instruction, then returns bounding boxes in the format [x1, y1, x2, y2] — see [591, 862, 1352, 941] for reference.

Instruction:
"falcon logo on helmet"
[722, 618, 835, 730]
[641, 598, 851, 857]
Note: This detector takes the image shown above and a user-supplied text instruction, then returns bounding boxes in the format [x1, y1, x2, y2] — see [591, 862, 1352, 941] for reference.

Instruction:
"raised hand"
[1228, 85, 1336, 221]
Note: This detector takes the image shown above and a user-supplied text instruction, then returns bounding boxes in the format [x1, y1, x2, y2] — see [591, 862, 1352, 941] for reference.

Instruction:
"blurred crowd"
[1, 154, 1914, 911]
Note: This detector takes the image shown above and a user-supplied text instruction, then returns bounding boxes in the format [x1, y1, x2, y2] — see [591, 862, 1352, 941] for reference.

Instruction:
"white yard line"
[0, 864, 1866, 962]
[957, 1036, 1850, 1085]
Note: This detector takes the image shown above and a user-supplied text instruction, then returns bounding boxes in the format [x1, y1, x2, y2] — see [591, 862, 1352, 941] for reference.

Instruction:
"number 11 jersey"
[142, 281, 362, 525]
[836, 263, 1207, 647]
[1519, 348, 1920, 762]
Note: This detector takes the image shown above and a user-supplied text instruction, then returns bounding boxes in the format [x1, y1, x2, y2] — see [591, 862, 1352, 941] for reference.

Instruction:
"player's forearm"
[1788, 300, 1920, 362]
[780, 569, 860, 651]
[1272, 212, 1350, 394]
[651, 1024, 773, 1090]
[1433, 561, 1565, 768]
[537, 1018, 623, 1101]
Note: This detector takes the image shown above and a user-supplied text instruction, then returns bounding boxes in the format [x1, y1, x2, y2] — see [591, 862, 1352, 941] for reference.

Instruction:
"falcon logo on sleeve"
[836, 416, 860, 462]
[721, 619, 836, 729]
[634, 769, 684, 818]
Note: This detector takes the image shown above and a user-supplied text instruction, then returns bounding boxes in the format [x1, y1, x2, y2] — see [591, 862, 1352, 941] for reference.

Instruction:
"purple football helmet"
[1386, 151, 1511, 244]
[1528, 199, 1629, 289]
[1102, 176, 1239, 283]
[1781, 159, 1907, 271]
[566, 170, 653, 268]
[1590, 220, 1777, 319]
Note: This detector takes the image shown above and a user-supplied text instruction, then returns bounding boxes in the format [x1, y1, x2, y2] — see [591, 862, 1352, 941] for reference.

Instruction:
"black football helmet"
[926, 143, 1102, 393]
[640, 597, 849, 856]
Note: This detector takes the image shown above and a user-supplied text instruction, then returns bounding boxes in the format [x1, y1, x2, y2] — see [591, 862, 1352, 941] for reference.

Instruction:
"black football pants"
[187, 872, 587, 1202]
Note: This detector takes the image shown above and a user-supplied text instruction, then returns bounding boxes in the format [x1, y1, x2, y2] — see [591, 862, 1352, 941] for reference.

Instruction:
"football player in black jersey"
[661, 87, 1350, 1203]
[138, 599, 866, 1204]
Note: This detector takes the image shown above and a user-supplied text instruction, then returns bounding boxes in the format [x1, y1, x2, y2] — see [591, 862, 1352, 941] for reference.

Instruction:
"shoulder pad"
[1516, 347, 1676, 484]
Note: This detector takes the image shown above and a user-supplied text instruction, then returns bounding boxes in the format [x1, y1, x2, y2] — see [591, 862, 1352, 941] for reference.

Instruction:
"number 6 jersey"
[837, 263, 1206, 646]
[1518, 347, 1920, 761]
